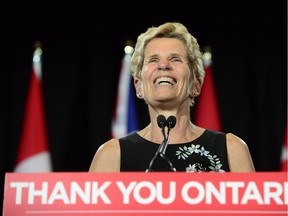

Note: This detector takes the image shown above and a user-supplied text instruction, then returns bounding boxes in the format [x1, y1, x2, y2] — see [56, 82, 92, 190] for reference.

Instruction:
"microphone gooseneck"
[146, 115, 177, 172]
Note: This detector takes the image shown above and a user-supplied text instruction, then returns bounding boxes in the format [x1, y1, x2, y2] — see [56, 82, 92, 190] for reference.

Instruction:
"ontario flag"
[14, 43, 52, 172]
[280, 119, 287, 171]
[111, 44, 139, 138]
[194, 48, 221, 131]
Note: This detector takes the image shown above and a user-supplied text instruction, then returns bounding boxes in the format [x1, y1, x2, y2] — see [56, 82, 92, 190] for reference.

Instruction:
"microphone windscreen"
[157, 115, 167, 128]
[167, 116, 176, 128]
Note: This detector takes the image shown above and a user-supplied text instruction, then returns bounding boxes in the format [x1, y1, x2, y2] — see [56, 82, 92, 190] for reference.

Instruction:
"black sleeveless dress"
[119, 130, 230, 172]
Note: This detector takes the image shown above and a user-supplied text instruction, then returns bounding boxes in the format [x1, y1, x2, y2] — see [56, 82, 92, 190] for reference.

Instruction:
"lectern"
[3, 172, 287, 216]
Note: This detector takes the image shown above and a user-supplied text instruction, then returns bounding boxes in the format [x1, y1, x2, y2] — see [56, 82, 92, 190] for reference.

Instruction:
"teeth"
[155, 77, 176, 85]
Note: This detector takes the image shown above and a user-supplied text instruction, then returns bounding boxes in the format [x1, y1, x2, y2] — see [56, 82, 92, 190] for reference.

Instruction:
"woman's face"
[134, 38, 193, 108]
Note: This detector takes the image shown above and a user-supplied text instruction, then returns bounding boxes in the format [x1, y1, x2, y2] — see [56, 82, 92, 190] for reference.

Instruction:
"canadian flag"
[194, 49, 221, 131]
[14, 44, 52, 172]
[111, 44, 138, 138]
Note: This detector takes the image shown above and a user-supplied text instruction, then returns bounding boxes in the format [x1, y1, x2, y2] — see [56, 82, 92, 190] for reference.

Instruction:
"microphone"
[159, 115, 176, 155]
[157, 115, 167, 128]
[167, 115, 176, 129]
[146, 115, 177, 172]
[157, 115, 167, 143]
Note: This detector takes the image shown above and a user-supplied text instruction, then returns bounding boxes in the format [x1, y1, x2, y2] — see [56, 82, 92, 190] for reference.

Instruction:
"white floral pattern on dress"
[175, 143, 225, 172]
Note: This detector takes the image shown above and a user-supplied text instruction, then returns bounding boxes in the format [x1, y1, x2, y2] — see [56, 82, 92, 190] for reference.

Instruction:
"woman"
[89, 22, 255, 172]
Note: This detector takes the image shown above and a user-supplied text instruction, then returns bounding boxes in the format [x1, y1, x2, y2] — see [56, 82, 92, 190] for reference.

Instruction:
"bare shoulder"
[226, 133, 255, 172]
[88, 138, 120, 172]
[226, 133, 248, 152]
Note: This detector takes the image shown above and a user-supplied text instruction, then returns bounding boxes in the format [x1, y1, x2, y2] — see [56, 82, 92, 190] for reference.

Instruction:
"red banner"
[3, 172, 288, 216]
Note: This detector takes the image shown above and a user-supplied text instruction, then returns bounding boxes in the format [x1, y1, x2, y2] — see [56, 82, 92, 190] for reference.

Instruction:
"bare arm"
[226, 133, 255, 172]
[88, 138, 120, 172]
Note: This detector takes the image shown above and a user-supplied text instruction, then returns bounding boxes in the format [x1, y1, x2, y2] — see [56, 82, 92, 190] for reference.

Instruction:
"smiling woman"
[1, 2, 286, 214]
[88, 22, 255, 173]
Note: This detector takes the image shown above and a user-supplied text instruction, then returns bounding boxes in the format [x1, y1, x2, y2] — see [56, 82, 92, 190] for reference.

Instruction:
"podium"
[2, 172, 288, 216]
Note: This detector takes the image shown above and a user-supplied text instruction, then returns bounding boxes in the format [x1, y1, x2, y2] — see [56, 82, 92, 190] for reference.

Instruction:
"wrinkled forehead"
[144, 38, 188, 58]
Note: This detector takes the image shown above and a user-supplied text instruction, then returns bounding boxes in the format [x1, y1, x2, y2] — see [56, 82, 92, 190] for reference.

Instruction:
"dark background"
[1, 0, 287, 211]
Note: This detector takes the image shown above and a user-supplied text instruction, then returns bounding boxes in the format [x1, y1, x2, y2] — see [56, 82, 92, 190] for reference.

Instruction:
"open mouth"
[154, 77, 177, 85]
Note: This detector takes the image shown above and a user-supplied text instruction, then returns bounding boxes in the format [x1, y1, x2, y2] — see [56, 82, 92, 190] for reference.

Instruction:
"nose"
[158, 60, 171, 71]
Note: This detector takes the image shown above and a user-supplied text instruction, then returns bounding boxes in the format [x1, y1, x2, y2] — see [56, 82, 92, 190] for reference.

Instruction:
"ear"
[134, 78, 143, 99]
[194, 78, 203, 94]
[190, 78, 203, 97]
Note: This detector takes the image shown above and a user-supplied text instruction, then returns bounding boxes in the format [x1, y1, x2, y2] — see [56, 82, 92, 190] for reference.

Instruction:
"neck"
[140, 113, 200, 144]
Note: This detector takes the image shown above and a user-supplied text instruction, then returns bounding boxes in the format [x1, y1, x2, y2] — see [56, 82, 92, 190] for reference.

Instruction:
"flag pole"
[14, 41, 52, 172]
[111, 40, 138, 138]
[194, 45, 222, 131]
